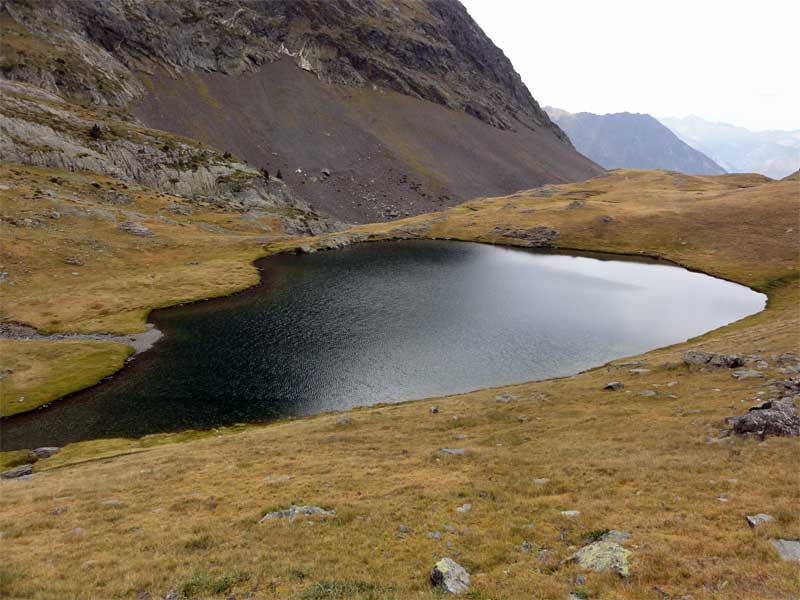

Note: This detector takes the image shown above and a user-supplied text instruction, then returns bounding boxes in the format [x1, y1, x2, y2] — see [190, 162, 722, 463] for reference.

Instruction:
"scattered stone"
[732, 369, 765, 380]
[264, 474, 293, 484]
[629, 368, 651, 375]
[601, 530, 631, 543]
[683, 350, 744, 369]
[427, 531, 442, 540]
[456, 503, 472, 513]
[32, 447, 60, 459]
[599, 215, 614, 224]
[640, 390, 657, 397]
[493, 225, 559, 247]
[398, 524, 412, 535]
[772, 539, 800, 561]
[321, 168, 331, 177]
[451, 433, 465, 440]
[430, 405, 440, 414]
[570, 540, 631, 577]
[63, 257, 83, 266]
[259, 505, 335, 523]
[567, 199, 586, 209]
[430, 557, 470, 594]
[68, 527, 85, 538]
[101, 499, 122, 508]
[533, 478, 550, 485]
[52, 506, 68, 515]
[756, 360, 769, 369]
[1, 464, 33, 479]
[561, 510, 580, 518]
[724, 398, 800, 438]
[439, 448, 465, 456]
[521, 540, 533, 552]
[117, 221, 154, 237]
[493, 392, 518, 402]
[604, 381, 624, 391]
[746, 513, 775, 528]
[336, 415, 351, 425]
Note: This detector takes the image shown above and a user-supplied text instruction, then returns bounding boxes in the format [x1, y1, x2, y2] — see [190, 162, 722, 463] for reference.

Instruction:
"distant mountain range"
[660, 116, 800, 180]
[545, 108, 725, 175]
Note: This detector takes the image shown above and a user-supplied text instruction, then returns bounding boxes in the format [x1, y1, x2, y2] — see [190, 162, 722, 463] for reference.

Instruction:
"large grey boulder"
[569, 539, 631, 577]
[431, 557, 470, 594]
[725, 399, 800, 438]
[683, 350, 743, 368]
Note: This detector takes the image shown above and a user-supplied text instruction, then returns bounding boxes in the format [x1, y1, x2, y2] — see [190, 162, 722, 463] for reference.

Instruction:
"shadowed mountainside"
[546, 107, 725, 175]
[1, 0, 601, 222]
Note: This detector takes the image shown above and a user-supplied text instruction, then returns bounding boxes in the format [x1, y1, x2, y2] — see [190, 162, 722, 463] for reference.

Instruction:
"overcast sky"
[460, 0, 799, 131]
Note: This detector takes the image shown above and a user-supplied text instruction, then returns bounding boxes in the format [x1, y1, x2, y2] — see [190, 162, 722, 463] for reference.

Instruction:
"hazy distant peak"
[545, 107, 725, 175]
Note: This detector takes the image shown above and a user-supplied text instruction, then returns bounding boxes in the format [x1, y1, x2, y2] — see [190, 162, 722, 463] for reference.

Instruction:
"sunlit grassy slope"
[0, 168, 798, 599]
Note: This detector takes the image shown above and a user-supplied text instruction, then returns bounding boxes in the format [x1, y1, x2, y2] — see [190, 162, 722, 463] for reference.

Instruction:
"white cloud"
[460, 0, 800, 131]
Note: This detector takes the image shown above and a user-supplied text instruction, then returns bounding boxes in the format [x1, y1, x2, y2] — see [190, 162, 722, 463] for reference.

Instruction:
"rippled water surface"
[2, 240, 765, 449]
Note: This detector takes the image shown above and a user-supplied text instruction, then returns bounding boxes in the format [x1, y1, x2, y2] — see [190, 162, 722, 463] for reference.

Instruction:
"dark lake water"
[1, 240, 765, 450]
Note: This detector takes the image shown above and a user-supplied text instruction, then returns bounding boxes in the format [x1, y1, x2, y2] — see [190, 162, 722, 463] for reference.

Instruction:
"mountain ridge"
[660, 115, 800, 179]
[545, 107, 725, 175]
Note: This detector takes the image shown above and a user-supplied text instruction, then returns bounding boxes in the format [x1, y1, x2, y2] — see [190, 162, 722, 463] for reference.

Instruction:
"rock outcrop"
[725, 398, 800, 438]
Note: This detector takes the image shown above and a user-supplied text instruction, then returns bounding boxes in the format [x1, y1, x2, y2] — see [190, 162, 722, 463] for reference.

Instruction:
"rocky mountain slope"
[0, 0, 601, 223]
[546, 108, 725, 175]
[660, 115, 800, 180]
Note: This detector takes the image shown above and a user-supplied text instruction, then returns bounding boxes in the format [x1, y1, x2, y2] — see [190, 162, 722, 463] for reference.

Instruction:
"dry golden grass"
[0, 168, 798, 599]
[0, 340, 131, 417]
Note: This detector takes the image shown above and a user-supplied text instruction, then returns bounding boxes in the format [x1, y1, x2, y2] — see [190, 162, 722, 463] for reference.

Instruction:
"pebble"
[456, 503, 472, 513]
[561, 510, 580, 518]
[439, 448, 465, 456]
[746, 513, 774, 528]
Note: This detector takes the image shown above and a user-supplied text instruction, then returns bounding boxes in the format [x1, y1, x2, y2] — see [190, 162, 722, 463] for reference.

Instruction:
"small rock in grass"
[746, 513, 774, 528]
[431, 557, 470, 594]
[439, 448, 465, 456]
[732, 369, 765, 380]
[604, 381, 624, 391]
[772, 539, 800, 561]
[101, 499, 122, 508]
[629, 368, 651, 375]
[430, 405, 440, 414]
[561, 510, 580, 518]
[427, 531, 442, 539]
[533, 478, 550, 485]
[398, 524, 412, 535]
[259, 505, 335, 523]
[32, 447, 60, 459]
[640, 390, 657, 397]
[1, 464, 33, 479]
[601, 530, 632, 543]
[456, 503, 472, 513]
[521, 540, 533, 552]
[493, 392, 517, 402]
[336, 415, 351, 425]
[117, 221, 154, 237]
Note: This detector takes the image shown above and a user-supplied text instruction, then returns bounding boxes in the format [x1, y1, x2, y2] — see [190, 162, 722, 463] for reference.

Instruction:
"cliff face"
[1, 0, 602, 222]
[546, 108, 726, 176]
[2, 0, 561, 135]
